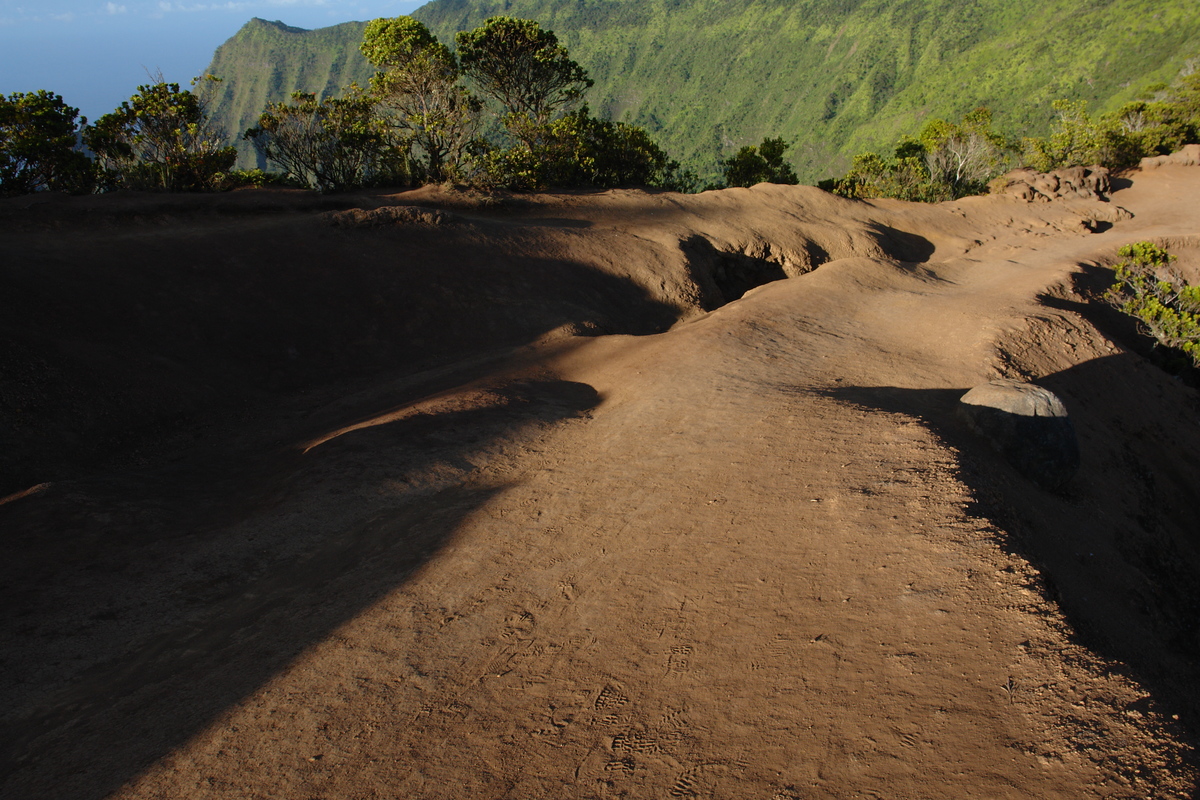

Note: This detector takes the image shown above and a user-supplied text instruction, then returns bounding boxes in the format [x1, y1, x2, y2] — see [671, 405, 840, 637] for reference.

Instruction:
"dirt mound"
[3, 165, 1200, 799]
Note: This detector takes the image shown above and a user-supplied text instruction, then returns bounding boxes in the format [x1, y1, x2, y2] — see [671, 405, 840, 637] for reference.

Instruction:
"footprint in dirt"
[594, 682, 629, 711]
[667, 644, 694, 674]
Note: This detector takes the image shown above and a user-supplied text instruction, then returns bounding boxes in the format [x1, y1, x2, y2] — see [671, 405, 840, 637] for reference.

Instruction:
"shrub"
[822, 108, 1015, 202]
[84, 77, 235, 191]
[245, 88, 406, 192]
[1106, 241, 1200, 367]
[1024, 76, 1200, 171]
[920, 107, 1016, 196]
[220, 168, 292, 189]
[721, 137, 798, 187]
[479, 107, 686, 191]
[821, 150, 952, 202]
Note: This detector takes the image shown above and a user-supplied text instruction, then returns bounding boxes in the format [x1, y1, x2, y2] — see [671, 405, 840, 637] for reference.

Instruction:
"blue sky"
[0, 1, 424, 122]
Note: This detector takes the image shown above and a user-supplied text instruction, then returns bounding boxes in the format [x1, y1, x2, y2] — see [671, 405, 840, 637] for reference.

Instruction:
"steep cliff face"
[201, 18, 373, 169]
[203, 0, 1200, 179]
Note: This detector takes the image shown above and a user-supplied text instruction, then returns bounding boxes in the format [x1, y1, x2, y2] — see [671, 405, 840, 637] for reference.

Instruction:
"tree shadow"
[819, 357, 1200, 744]
[0, 378, 601, 799]
[0, 208, 680, 497]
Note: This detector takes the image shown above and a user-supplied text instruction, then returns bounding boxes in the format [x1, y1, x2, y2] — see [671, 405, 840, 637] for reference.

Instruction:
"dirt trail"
[3, 169, 1200, 799]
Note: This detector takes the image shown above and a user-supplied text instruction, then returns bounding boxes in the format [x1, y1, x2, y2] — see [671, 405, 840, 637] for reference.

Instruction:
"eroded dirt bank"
[2, 169, 1198, 799]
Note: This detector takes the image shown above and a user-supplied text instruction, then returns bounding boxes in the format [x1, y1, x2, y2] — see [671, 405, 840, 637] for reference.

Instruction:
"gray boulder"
[958, 380, 1080, 491]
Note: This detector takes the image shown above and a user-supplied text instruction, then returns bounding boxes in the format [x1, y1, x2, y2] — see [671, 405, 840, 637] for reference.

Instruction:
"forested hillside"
[203, 0, 1200, 181]
[201, 18, 371, 171]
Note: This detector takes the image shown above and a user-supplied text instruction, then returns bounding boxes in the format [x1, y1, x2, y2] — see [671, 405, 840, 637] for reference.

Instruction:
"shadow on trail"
[0, 208, 681, 498]
[0, 378, 601, 800]
[1038, 266, 1200, 387]
[820, 356, 1200, 749]
[865, 221, 937, 263]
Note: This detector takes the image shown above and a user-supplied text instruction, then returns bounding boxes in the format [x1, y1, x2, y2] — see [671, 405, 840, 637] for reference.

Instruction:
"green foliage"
[84, 77, 236, 191]
[1022, 99, 1104, 171]
[1024, 75, 1200, 171]
[821, 150, 951, 203]
[361, 16, 446, 68]
[200, 2, 1200, 182]
[222, 168, 292, 188]
[919, 107, 1017, 196]
[481, 106, 685, 190]
[1106, 242, 1200, 367]
[361, 16, 481, 182]
[455, 16, 593, 143]
[245, 87, 405, 192]
[360, 15, 677, 191]
[721, 137, 798, 188]
[0, 90, 93, 195]
[822, 107, 1014, 201]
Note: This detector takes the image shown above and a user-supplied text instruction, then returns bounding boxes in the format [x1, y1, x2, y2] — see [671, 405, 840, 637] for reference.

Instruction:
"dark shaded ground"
[1, 374, 600, 799]
[823, 350, 1200, 753]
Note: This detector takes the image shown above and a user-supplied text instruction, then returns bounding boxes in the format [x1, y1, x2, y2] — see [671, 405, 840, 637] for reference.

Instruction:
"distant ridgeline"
[203, 0, 1200, 182]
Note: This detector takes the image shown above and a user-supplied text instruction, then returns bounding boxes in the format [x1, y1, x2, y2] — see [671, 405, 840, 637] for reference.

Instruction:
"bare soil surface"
[2, 168, 1199, 799]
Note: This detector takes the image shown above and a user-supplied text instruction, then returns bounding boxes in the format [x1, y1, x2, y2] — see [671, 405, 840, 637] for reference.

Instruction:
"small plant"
[1105, 241, 1200, 367]
[222, 168, 291, 188]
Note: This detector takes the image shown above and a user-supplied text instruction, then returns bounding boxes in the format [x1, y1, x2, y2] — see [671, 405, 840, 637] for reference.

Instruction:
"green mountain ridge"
[203, 1, 1200, 183]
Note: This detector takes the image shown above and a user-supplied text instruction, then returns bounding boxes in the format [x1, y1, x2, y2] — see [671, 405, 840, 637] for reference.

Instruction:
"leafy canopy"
[361, 16, 480, 183]
[455, 16, 593, 135]
[361, 16, 450, 69]
[0, 90, 92, 196]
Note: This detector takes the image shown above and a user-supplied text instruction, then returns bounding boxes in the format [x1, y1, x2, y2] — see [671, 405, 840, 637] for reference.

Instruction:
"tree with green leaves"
[0, 90, 92, 195]
[84, 77, 235, 191]
[721, 137, 798, 187]
[455, 17, 592, 146]
[245, 87, 402, 192]
[361, 16, 480, 182]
